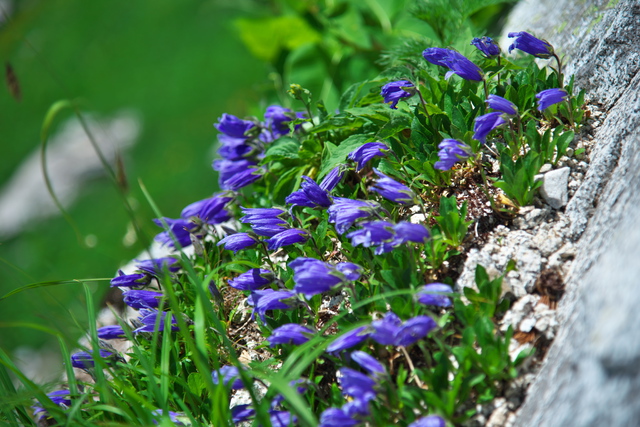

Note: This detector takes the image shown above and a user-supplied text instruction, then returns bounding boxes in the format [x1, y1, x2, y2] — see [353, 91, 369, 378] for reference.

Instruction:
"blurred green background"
[0, 0, 513, 361]
[0, 0, 270, 354]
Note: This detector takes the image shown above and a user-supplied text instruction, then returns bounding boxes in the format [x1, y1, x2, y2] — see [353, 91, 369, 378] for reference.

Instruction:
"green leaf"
[311, 115, 367, 133]
[262, 137, 301, 162]
[318, 134, 372, 178]
[235, 16, 321, 63]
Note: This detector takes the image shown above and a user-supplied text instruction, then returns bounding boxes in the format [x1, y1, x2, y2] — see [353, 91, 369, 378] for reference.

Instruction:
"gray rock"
[539, 167, 570, 209]
[503, 0, 640, 425]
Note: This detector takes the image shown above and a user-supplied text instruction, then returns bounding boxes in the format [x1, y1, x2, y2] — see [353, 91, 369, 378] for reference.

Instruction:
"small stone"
[565, 147, 575, 157]
[539, 163, 553, 173]
[519, 316, 536, 332]
[540, 167, 571, 209]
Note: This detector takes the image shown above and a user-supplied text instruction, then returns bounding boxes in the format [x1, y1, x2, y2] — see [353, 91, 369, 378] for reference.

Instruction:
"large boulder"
[502, 0, 640, 425]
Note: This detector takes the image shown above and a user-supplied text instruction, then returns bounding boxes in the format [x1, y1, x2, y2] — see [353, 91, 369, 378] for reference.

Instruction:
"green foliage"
[0, 1, 589, 426]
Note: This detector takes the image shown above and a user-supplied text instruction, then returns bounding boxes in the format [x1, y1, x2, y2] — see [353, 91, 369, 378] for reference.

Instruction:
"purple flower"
[371, 169, 416, 204]
[339, 367, 377, 401]
[151, 410, 187, 426]
[471, 36, 501, 57]
[486, 94, 517, 116]
[247, 289, 297, 322]
[508, 31, 554, 58]
[327, 326, 371, 354]
[212, 365, 245, 389]
[218, 140, 256, 160]
[370, 312, 402, 345]
[328, 197, 385, 234]
[153, 217, 198, 249]
[264, 105, 297, 137]
[319, 165, 347, 192]
[422, 48, 483, 81]
[240, 207, 289, 237]
[265, 228, 309, 251]
[32, 390, 72, 421]
[536, 88, 569, 111]
[217, 232, 259, 253]
[180, 192, 233, 224]
[123, 290, 163, 309]
[269, 410, 297, 427]
[348, 142, 389, 172]
[110, 270, 151, 288]
[224, 166, 264, 190]
[213, 159, 258, 190]
[408, 415, 446, 427]
[351, 351, 385, 376]
[392, 221, 430, 245]
[434, 139, 472, 171]
[336, 262, 362, 281]
[394, 316, 437, 346]
[418, 283, 454, 307]
[346, 221, 395, 253]
[136, 257, 180, 276]
[70, 350, 119, 369]
[286, 176, 333, 208]
[215, 113, 256, 139]
[267, 323, 315, 346]
[473, 112, 507, 144]
[134, 309, 179, 333]
[228, 268, 274, 291]
[231, 404, 255, 424]
[381, 80, 416, 109]
[97, 325, 126, 339]
[319, 407, 359, 427]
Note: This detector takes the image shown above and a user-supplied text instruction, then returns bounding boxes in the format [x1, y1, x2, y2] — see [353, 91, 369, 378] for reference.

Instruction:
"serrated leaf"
[318, 134, 372, 178]
[262, 137, 301, 162]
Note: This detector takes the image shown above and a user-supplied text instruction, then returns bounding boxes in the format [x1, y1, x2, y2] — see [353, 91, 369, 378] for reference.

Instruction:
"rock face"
[502, 0, 640, 425]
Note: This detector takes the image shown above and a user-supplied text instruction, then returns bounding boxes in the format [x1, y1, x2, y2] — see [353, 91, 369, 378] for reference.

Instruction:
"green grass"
[0, 0, 266, 352]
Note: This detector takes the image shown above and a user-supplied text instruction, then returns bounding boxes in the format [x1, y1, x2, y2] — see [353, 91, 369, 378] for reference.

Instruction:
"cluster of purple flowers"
[327, 311, 437, 354]
[346, 220, 430, 255]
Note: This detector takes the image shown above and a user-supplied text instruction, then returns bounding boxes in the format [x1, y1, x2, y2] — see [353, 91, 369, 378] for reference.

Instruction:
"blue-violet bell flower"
[97, 325, 126, 340]
[224, 166, 264, 190]
[486, 94, 517, 116]
[350, 351, 386, 376]
[473, 112, 507, 144]
[286, 175, 333, 208]
[217, 232, 259, 253]
[319, 407, 359, 427]
[394, 316, 437, 346]
[213, 159, 257, 190]
[265, 228, 309, 251]
[328, 197, 386, 234]
[70, 350, 119, 369]
[471, 36, 501, 57]
[381, 80, 416, 109]
[392, 221, 431, 246]
[536, 88, 569, 111]
[346, 221, 395, 254]
[151, 410, 187, 426]
[370, 312, 403, 345]
[417, 283, 454, 307]
[339, 367, 377, 402]
[153, 217, 198, 249]
[264, 105, 297, 138]
[228, 268, 274, 291]
[434, 139, 473, 171]
[134, 309, 179, 333]
[215, 113, 256, 139]
[123, 290, 163, 309]
[319, 165, 347, 192]
[212, 365, 245, 389]
[267, 323, 315, 347]
[240, 207, 289, 237]
[371, 168, 416, 204]
[348, 142, 389, 172]
[231, 405, 255, 424]
[423, 48, 483, 81]
[110, 270, 151, 288]
[32, 390, 72, 421]
[289, 257, 361, 299]
[247, 289, 297, 322]
[508, 31, 554, 58]
[180, 192, 233, 225]
[327, 326, 372, 354]
[136, 257, 180, 277]
[408, 415, 447, 427]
